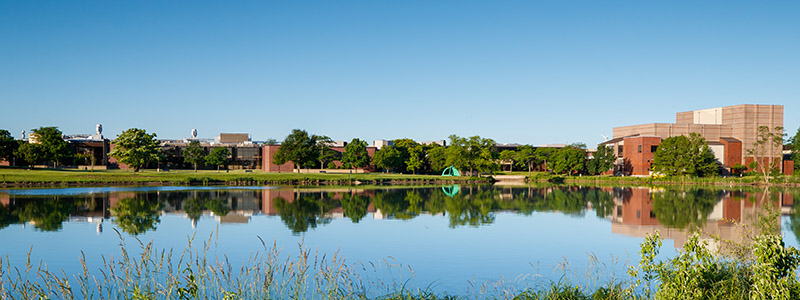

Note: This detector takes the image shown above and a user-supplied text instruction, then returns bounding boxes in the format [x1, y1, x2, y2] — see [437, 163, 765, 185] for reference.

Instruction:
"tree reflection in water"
[16, 198, 73, 231]
[340, 193, 369, 223]
[182, 196, 231, 224]
[651, 188, 721, 229]
[273, 195, 333, 234]
[111, 196, 162, 235]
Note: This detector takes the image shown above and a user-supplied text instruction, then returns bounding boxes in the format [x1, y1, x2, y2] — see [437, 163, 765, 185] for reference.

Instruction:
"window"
[651, 145, 658, 153]
[638, 145, 642, 153]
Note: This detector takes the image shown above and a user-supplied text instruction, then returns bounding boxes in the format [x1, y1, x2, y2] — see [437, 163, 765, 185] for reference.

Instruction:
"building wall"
[622, 136, 661, 175]
[719, 138, 742, 168]
[613, 104, 783, 169]
[722, 104, 784, 162]
[262, 145, 294, 172]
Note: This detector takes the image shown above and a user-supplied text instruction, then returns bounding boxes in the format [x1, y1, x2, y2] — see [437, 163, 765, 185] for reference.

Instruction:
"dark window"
[651, 145, 658, 153]
[638, 145, 642, 153]
[650, 211, 656, 218]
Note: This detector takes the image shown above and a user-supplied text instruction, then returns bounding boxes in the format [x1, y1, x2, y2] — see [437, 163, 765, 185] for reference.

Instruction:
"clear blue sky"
[2, 1, 798, 146]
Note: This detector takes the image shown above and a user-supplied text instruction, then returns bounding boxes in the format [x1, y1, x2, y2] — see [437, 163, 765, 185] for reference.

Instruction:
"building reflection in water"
[609, 187, 794, 252]
[1, 186, 798, 248]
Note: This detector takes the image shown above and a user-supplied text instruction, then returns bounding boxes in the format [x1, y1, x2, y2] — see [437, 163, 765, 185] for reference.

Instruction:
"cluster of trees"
[0, 127, 76, 168]
[182, 141, 231, 172]
[272, 129, 615, 176]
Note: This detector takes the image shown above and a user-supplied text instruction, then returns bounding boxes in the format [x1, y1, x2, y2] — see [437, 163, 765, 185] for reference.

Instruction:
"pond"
[0, 184, 798, 296]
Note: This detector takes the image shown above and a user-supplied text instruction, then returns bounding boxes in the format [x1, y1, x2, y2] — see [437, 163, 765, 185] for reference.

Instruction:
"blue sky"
[1, 1, 798, 145]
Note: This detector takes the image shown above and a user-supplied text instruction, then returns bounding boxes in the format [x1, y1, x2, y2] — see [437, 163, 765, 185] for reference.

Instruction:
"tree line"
[272, 129, 617, 175]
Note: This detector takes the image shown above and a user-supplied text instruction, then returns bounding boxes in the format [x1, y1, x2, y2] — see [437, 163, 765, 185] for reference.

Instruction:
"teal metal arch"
[442, 184, 460, 197]
[442, 166, 460, 177]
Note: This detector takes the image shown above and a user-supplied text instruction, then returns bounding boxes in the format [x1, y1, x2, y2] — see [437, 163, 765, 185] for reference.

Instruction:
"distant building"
[603, 104, 790, 176]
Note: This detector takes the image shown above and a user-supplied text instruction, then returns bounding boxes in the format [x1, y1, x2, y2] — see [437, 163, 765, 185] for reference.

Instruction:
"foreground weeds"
[2, 222, 800, 299]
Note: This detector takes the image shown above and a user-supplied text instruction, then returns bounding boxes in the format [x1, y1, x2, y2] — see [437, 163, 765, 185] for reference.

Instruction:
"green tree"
[406, 144, 424, 174]
[392, 138, 420, 172]
[499, 150, 516, 172]
[653, 134, 719, 177]
[535, 147, 557, 172]
[586, 144, 615, 175]
[551, 146, 586, 175]
[273, 129, 321, 173]
[445, 135, 469, 173]
[31, 127, 72, 167]
[747, 126, 785, 182]
[205, 147, 230, 172]
[425, 145, 447, 173]
[341, 138, 370, 170]
[791, 127, 800, 170]
[15, 142, 45, 167]
[466, 136, 498, 174]
[109, 128, 161, 172]
[183, 141, 206, 172]
[372, 146, 402, 172]
[0, 129, 18, 164]
[315, 135, 334, 169]
[514, 145, 541, 177]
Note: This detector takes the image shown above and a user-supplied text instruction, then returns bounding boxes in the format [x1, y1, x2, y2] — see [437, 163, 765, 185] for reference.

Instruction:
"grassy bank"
[525, 172, 800, 187]
[0, 168, 490, 187]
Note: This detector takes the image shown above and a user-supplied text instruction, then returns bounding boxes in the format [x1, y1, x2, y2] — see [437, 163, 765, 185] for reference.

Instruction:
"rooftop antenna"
[601, 134, 609, 141]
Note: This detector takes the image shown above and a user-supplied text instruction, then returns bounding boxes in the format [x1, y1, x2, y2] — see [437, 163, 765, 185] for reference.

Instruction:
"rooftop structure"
[604, 104, 788, 175]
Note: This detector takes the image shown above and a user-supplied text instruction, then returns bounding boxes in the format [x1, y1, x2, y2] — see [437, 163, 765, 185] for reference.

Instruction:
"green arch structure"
[442, 166, 460, 177]
[442, 185, 460, 197]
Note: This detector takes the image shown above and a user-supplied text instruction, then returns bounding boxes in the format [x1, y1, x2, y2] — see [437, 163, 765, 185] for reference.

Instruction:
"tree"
[315, 135, 335, 169]
[109, 128, 161, 172]
[499, 150, 517, 172]
[273, 129, 322, 173]
[747, 126, 785, 182]
[0, 129, 18, 164]
[341, 138, 370, 171]
[535, 147, 557, 172]
[587, 144, 615, 175]
[425, 145, 447, 173]
[406, 144, 424, 174]
[183, 141, 206, 172]
[205, 147, 230, 172]
[552, 146, 586, 175]
[652, 133, 718, 177]
[31, 127, 72, 167]
[372, 146, 402, 172]
[791, 126, 800, 170]
[514, 145, 541, 177]
[466, 136, 498, 174]
[15, 142, 45, 167]
[445, 135, 469, 173]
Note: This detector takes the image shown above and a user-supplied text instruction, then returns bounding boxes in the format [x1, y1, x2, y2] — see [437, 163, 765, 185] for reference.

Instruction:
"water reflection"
[0, 186, 797, 247]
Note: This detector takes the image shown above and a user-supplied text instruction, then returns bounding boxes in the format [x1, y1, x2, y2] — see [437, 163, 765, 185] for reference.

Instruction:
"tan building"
[604, 104, 787, 175]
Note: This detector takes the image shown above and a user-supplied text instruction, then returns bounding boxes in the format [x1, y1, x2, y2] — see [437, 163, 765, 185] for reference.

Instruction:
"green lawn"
[0, 168, 488, 186]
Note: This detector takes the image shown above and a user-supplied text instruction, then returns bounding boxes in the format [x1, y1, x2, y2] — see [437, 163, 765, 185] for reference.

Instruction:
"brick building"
[603, 104, 789, 176]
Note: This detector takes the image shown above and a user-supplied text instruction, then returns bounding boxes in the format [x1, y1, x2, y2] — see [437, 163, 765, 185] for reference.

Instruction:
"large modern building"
[603, 104, 790, 175]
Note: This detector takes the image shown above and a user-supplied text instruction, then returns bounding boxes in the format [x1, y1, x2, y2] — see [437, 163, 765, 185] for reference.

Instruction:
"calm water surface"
[1, 185, 798, 294]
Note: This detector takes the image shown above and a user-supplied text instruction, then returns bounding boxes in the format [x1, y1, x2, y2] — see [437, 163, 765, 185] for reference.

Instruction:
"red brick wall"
[720, 139, 742, 167]
[262, 145, 295, 172]
[623, 137, 661, 175]
[785, 160, 794, 175]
